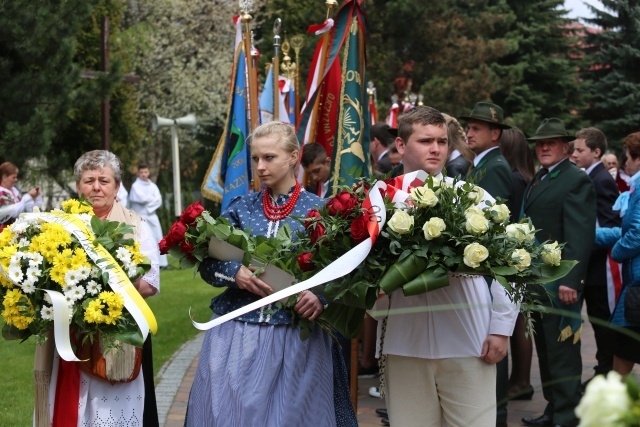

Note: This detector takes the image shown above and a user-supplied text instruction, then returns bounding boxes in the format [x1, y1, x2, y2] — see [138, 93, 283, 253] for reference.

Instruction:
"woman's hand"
[132, 278, 158, 298]
[235, 265, 273, 297]
[27, 187, 40, 198]
[294, 291, 324, 321]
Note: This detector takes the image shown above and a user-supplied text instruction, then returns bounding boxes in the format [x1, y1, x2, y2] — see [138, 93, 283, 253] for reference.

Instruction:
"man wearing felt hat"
[460, 101, 514, 426]
[521, 118, 596, 427]
[460, 102, 514, 208]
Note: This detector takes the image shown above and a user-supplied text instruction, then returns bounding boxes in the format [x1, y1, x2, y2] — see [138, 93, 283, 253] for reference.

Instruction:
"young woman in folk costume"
[185, 122, 357, 427]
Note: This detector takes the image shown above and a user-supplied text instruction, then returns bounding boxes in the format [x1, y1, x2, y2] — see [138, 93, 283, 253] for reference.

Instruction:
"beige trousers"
[386, 354, 497, 427]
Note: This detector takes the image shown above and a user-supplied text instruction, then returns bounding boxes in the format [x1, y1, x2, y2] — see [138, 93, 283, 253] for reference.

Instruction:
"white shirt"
[382, 176, 518, 359]
[321, 180, 330, 199]
[472, 146, 500, 167]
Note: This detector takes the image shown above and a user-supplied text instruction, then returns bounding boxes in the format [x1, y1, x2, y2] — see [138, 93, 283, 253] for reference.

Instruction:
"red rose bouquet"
[160, 201, 298, 278]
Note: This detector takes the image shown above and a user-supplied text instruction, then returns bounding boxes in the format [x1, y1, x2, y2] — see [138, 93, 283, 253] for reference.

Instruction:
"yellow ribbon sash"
[24, 212, 157, 361]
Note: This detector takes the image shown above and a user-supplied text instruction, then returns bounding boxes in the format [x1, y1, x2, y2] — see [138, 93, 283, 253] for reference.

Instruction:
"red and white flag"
[387, 103, 399, 128]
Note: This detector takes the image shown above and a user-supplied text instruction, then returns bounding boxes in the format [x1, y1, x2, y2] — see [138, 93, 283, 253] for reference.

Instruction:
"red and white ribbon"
[307, 18, 334, 35]
[192, 171, 428, 330]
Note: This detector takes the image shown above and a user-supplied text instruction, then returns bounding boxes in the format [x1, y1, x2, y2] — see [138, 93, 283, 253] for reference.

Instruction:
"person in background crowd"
[129, 164, 168, 268]
[500, 128, 536, 401]
[370, 123, 395, 175]
[595, 131, 640, 378]
[49, 150, 161, 426]
[186, 122, 356, 427]
[117, 182, 130, 208]
[602, 152, 619, 175]
[459, 101, 514, 426]
[300, 141, 354, 385]
[616, 153, 632, 193]
[0, 161, 42, 231]
[442, 113, 475, 179]
[301, 142, 332, 198]
[522, 118, 596, 427]
[571, 128, 621, 386]
[388, 146, 402, 168]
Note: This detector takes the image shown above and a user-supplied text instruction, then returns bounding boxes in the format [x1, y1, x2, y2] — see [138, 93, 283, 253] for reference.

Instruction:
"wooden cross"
[81, 17, 140, 151]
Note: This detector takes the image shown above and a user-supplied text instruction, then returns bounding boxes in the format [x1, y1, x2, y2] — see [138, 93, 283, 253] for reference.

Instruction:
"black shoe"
[381, 418, 390, 426]
[375, 408, 388, 417]
[522, 414, 553, 426]
[358, 365, 380, 378]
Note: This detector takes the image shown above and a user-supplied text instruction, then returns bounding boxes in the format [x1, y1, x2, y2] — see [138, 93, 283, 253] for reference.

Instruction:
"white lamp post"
[152, 113, 197, 217]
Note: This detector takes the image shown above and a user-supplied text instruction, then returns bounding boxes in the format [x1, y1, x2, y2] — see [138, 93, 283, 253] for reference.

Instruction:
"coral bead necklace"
[262, 181, 301, 221]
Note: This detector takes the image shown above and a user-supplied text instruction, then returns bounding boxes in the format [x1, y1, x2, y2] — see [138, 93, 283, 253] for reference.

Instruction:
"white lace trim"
[214, 272, 235, 282]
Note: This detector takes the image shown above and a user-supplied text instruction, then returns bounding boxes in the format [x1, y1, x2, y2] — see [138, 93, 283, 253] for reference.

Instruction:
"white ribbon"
[43, 289, 81, 362]
[192, 170, 429, 330]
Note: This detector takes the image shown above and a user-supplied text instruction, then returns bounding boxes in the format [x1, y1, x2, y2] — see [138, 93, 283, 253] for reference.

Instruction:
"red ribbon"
[52, 359, 80, 427]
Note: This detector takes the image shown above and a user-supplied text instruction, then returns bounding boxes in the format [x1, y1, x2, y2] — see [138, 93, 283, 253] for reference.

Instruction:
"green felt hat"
[527, 118, 574, 142]
[459, 102, 511, 129]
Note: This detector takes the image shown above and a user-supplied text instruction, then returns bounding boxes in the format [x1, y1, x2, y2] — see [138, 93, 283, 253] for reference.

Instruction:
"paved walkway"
[154, 311, 619, 427]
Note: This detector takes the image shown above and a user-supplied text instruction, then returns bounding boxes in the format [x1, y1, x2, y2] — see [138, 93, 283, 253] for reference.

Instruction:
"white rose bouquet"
[378, 175, 576, 305]
[294, 173, 577, 337]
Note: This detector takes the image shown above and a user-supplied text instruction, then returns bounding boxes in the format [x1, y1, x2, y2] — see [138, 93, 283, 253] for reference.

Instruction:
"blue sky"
[564, 0, 601, 20]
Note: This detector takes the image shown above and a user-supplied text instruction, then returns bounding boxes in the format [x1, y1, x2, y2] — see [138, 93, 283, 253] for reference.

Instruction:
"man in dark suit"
[571, 127, 621, 381]
[370, 123, 395, 175]
[522, 118, 596, 427]
[460, 101, 514, 426]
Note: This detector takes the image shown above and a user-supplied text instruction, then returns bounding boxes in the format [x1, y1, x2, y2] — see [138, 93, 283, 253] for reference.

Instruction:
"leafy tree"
[47, 0, 142, 190]
[491, 0, 587, 135]
[262, 0, 516, 120]
[124, 0, 248, 188]
[581, 0, 640, 146]
[0, 0, 97, 172]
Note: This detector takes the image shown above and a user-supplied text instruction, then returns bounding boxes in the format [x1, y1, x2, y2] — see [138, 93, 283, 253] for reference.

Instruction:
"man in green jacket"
[461, 102, 514, 209]
[460, 101, 514, 426]
[522, 118, 596, 427]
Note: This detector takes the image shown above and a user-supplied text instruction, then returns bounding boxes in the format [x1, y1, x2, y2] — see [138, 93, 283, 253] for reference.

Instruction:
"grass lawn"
[0, 267, 222, 427]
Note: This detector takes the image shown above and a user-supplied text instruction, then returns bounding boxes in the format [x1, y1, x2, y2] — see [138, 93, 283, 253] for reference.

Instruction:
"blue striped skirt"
[185, 319, 355, 427]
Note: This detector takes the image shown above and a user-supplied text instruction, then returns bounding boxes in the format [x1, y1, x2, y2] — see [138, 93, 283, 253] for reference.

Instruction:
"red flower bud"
[310, 222, 326, 245]
[158, 238, 171, 255]
[350, 214, 370, 243]
[180, 240, 195, 254]
[163, 221, 188, 247]
[297, 252, 315, 272]
[327, 191, 359, 217]
[353, 181, 371, 195]
[179, 201, 205, 225]
[304, 209, 322, 229]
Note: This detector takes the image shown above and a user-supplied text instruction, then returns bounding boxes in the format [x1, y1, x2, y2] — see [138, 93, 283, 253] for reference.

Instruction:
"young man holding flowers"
[382, 106, 518, 426]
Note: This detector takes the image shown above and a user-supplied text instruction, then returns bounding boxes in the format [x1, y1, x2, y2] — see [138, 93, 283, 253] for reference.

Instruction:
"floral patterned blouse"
[199, 186, 322, 325]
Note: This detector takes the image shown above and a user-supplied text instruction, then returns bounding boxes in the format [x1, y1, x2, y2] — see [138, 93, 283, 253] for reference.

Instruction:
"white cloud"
[564, 0, 601, 20]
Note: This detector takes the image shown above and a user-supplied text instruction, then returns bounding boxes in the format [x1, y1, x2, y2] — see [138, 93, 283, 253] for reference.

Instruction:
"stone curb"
[155, 333, 204, 427]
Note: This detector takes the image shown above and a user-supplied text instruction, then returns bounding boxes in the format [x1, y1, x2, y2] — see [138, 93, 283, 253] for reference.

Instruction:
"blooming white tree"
[123, 0, 265, 174]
